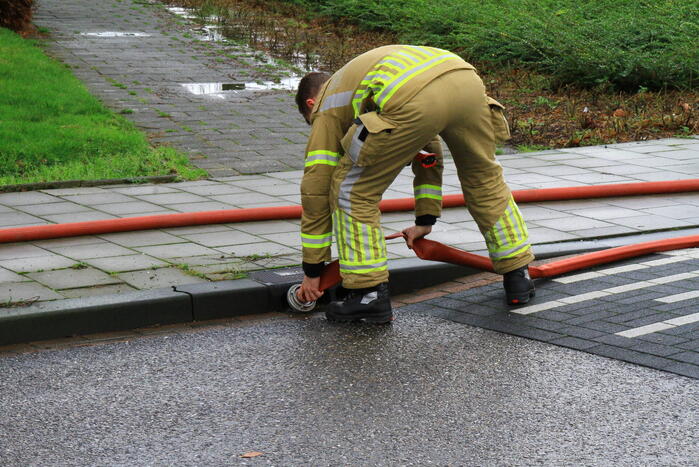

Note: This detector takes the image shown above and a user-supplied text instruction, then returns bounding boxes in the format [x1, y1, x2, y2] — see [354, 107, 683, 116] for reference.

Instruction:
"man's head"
[296, 72, 331, 124]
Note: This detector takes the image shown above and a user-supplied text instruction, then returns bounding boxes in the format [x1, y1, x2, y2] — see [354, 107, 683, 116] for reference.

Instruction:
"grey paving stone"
[84, 255, 169, 272]
[16, 202, 90, 216]
[669, 351, 699, 365]
[118, 267, 207, 289]
[644, 204, 699, 220]
[162, 224, 233, 235]
[176, 184, 248, 196]
[549, 336, 599, 350]
[591, 344, 675, 370]
[0, 244, 54, 261]
[111, 185, 180, 195]
[59, 283, 138, 299]
[231, 220, 300, 235]
[0, 192, 61, 206]
[134, 243, 220, 258]
[210, 192, 282, 205]
[0, 267, 30, 283]
[33, 236, 105, 248]
[135, 192, 209, 205]
[61, 193, 135, 205]
[0, 281, 64, 302]
[27, 267, 122, 290]
[629, 341, 682, 357]
[663, 362, 699, 379]
[42, 211, 118, 223]
[0, 255, 76, 273]
[534, 216, 615, 232]
[178, 230, 262, 247]
[41, 187, 108, 196]
[0, 212, 48, 227]
[45, 243, 136, 260]
[168, 201, 236, 212]
[96, 230, 185, 247]
[94, 201, 166, 215]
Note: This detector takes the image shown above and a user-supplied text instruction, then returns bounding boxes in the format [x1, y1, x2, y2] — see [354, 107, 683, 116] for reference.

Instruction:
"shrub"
[0, 0, 34, 34]
[281, 0, 699, 90]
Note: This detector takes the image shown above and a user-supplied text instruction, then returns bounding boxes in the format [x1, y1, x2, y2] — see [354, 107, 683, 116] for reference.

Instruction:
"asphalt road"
[1, 310, 698, 466]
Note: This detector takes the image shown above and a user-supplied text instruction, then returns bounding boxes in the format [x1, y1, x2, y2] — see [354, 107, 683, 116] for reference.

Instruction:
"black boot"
[326, 283, 393, 324]
[504, 265, 535, 305]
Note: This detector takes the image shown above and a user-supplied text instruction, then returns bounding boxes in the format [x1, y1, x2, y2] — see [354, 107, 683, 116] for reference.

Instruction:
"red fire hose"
[1, 179, 698, 244]
[2, 179, 699, 312]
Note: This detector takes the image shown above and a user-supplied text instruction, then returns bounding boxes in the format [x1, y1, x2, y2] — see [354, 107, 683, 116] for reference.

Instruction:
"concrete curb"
[2, 227, 699, 345]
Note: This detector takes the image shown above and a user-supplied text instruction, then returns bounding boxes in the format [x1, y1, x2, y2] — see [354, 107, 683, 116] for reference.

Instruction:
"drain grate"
[250, 267, 304, 285]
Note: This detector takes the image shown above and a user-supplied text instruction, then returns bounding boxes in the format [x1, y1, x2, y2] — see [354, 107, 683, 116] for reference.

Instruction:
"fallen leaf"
[241, 451, 264, 458]
[613, 108, 627, 117]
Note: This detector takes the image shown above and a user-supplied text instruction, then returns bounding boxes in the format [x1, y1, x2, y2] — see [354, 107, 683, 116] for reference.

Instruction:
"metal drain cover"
[249, 267, 304, 285]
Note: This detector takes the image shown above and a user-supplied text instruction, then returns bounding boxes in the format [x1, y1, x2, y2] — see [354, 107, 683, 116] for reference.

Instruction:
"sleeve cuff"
[415, 214, 437, 226]
[302, 261, 325, 278]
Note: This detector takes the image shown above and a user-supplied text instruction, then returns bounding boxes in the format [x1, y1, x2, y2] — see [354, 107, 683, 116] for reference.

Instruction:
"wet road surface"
[1, 310, 698, 465]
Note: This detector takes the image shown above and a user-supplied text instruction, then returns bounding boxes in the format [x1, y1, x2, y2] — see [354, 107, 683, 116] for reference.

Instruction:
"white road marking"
[553, 249, 699, 284]
[616, 323, 676, 338]
[665, 312, 699, 326]
[655, 290, 699, 304]
[615, 312, 699, 338]
[513, 270, 699, 315]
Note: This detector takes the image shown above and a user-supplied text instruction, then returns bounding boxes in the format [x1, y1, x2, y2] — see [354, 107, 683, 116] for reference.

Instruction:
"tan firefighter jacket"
[300, 45, 476, 265]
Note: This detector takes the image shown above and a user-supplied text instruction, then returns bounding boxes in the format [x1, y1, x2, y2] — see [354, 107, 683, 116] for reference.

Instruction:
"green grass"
[0, 28, 206, 185]
[280, 0, 699, 90]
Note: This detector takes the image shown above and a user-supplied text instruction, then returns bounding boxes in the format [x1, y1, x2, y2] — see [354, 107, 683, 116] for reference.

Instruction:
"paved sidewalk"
[35, 0, 310, 176]
[1, 137, 698, 306]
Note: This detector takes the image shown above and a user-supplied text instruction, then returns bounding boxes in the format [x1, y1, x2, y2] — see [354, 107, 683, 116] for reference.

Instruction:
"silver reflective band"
[319, 91, 353, 112]
[347, 124, 365, 164]
[338, 165, 364, 212]
[301, 236, 332, 245]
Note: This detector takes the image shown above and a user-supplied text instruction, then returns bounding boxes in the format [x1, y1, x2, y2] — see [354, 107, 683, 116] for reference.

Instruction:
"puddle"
[181, 78, 301, 97]
[192, 25, 225, 42]
[80, 32, 152, 37]
[166, 4, 320, 72]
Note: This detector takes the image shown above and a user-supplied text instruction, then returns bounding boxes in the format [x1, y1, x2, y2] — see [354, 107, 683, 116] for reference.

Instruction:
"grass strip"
[0, 27, 206, 185]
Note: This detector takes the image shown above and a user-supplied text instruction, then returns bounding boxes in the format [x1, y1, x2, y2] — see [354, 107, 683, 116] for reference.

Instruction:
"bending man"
[295, 45, 535, 324]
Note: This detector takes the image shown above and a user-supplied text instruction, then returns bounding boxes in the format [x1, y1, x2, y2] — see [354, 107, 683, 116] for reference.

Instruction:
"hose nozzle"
[286, 283, 317, 312]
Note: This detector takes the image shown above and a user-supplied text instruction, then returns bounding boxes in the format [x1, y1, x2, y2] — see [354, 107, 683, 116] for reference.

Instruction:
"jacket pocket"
[487, 97, 511, 143]
[340, 111, 397, 167]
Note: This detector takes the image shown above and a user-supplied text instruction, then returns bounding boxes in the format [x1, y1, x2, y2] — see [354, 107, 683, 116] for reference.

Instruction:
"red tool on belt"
[415, 150, 438, 168]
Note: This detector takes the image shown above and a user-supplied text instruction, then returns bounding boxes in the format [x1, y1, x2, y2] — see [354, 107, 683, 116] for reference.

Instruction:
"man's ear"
[305, 98, 316, 110]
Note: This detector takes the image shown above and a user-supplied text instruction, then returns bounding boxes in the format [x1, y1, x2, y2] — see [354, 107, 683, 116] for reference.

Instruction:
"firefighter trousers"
[330, 69, 535, 289]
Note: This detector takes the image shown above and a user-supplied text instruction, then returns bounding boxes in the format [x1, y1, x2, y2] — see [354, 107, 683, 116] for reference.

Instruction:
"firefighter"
[295, 45, 535, 324]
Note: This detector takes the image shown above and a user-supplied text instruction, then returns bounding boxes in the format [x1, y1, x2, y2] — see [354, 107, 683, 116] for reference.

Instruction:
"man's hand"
[296, 275, 323, 303]
[401, 224, 432, 249]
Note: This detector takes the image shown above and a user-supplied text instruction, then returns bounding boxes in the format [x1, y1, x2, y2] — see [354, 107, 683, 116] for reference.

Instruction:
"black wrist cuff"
[415, 214, 437, 226]
[302, 261, 325, 278]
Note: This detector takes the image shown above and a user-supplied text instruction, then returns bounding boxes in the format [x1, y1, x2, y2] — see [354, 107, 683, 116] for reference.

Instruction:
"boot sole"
[507, 289, 536, 306]
[326, 310, 394, 324]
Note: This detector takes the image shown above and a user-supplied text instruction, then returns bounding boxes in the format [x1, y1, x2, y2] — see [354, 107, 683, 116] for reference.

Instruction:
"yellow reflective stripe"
[301, 231, 332, 248]
[415, 184, 441, 191]
[305, 150, 339, 167]
[302, 241, 331, 248]
[377, 53, 459, 107]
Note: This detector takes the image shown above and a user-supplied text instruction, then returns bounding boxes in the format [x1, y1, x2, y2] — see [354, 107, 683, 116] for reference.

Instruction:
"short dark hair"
[296, 72, 331, 122]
